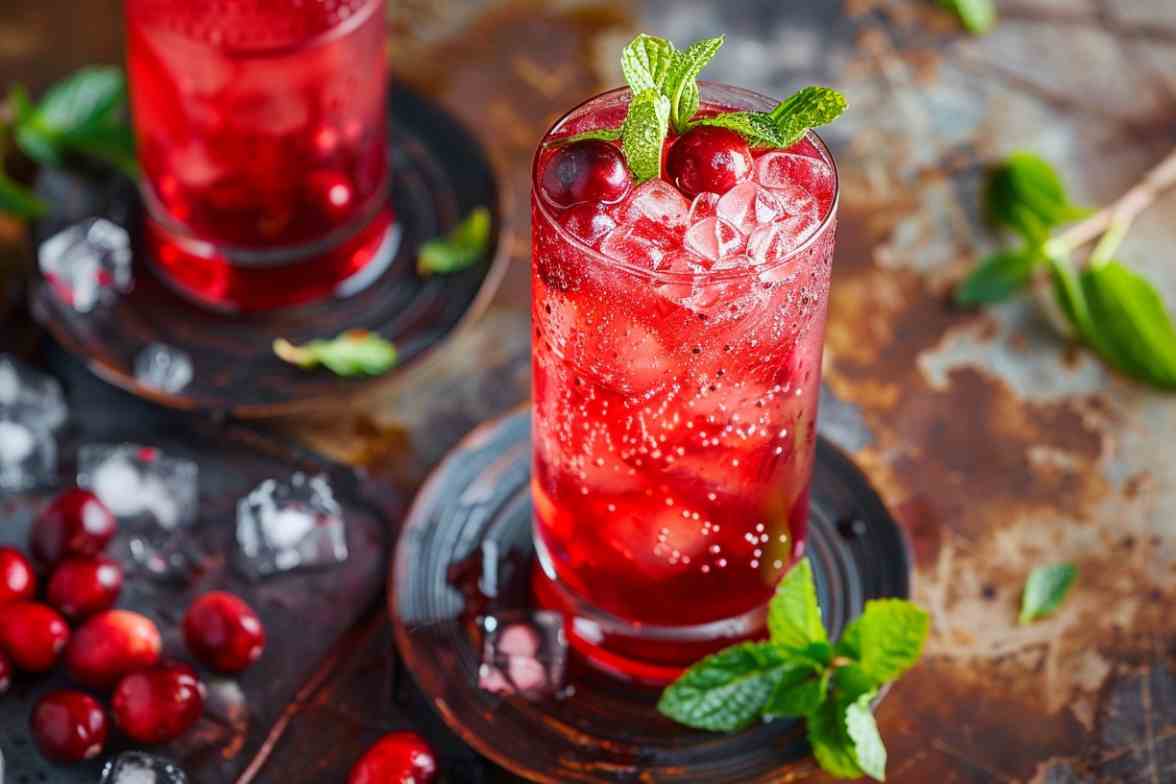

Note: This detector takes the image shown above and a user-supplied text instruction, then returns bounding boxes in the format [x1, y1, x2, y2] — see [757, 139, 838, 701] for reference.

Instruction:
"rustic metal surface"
[1, 0, 1174, 782]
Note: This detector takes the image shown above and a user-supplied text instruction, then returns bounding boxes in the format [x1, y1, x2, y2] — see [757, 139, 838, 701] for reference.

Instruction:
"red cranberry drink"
[531, 34, 845, 681]
[126, 0, 392, 310]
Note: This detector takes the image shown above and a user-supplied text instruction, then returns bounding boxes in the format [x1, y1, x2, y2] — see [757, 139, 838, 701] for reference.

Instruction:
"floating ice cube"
[599, 219, 681, 270]
[0, 414, 55, 493]
[755, 150, 835, 204]
[235, 472, 349, 580]
[478, 611, 567, 699]
[38, 218, 133, 313]
[614, 180, 690, 229]
[101, 750, 188, 784]
[0, 355, 67, 431]
[747, 214, 821, 270]
[684, 217, 746, 262]
[559, 203, 617, 249]
[687, 192, 721, 224]
[716, 182, 785, 234]
[134, 343, 194, 394]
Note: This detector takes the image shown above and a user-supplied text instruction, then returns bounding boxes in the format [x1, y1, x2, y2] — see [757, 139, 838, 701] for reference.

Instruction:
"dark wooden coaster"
[27, 81, 507, 418]
[390, 409, 911, 784]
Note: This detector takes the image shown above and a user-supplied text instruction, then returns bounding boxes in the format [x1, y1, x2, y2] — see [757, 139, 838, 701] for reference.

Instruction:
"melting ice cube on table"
[38, 218, 133, 313]
[101, 750, 188, 783]
[134, 343, 194, 394]
[235, 472, 349, 580]
[0, 355, 67, 431]
[0, 414, 55, 493]
[478, 611, 567, 699]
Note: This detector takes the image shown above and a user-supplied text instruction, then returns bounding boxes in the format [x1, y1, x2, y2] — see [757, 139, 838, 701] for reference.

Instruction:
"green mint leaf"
[835, 621, 862, 661]
[621, 87, 670, 183]
[418, 206, 492, 276]
[1080, 260, 1176, 388]
[0, 170, 47, 219]
[807, 694, 865, 780]
[985, 153, 1087, 241]
[938, 0, 997, 34]
[657, 642, 803, 732]
[273, 331, 398, 377]
[621, 34, 674, 93]
[848, 599, 930, 684]
[545, 127, 623, 146]
[832, 662, 878, 700]
[764, 666, 826, 719]
[769, 86, 849, 147]
[768, 558, 827, 650]
[955, 249, 1039, 305]
[795, 640, 834, 668]
[1047, 254, 1100, 344]
[846, 691, 887, 781]
[664, 35, 724, 132]
[692, 112, 787, 148]
[1020, 563, 1077, 624]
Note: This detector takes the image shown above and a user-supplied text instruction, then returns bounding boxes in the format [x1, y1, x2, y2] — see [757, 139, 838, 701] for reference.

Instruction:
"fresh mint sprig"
[659, 558, 930, 781]
[1020, 563, 1077, 624]
[957, 151, 1176, 390]
[273, 330, 398, 377]
[693, 86, 848, 149]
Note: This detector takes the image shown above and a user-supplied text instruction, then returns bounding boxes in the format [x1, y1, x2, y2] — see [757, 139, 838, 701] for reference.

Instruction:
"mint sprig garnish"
[691, 86, 847, 149]
[659, 558, 930, 781]
[621, 88, 671, 183]
[273, 330, 398, 377]
[937, 0, 997, 34]
[957, 150, 1176, 390]
[1020, 563, 1077, 624]
[417, 206, 492, 276]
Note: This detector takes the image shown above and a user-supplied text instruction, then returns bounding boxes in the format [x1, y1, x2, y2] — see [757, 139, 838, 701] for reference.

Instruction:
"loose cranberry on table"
[666, 125, 754, 198]
[540, 139, 633, 208]
[66, 609, 162, 690]
[47, 556, 124, 620]
[183, 591, 266, 673]
[30, 488, 117, 566]
[0, 546, 37, 604]
[112, 660, 206, 744]
[30, 690, 108, 763]
[0, 601, 69, 672]
[348, 731, 438, 784]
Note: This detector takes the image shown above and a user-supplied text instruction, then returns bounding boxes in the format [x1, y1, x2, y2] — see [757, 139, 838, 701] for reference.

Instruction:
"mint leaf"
[693, 86, 847, 149]
[985, 153, 1086, 241]
[545, 127, 622, 146]
[849, 599, 930, 684]
[418, 206, 492, 276]
[1080, 260, 1176, 388]
[621, 87, 670, 183]
[273, 331, 398, 377]
[657, 642, 802, 732]
[768, 558, 827, 650]
[621, 34, 674, 93]
[1048, 255, 1099, 344]
[938, 0, 997, 34]
[664, 35, 724, 133]
[764, 667, 826, 719]
[956, 249, 1039, 305]
[1020, 563, 1077, 624]
[807, 695, 865, 780]
[692, 112, 786, 148]
[832, 662, 878, 700]
[0, 170, 47, 218]
[846, 691, 887, 781]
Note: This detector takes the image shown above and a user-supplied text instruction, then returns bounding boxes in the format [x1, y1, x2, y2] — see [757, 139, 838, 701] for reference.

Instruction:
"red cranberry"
[0, 601, 69, 672]
[348, 731, 438, 784]
[30, 489, 117, 566]
[30, 690, 108, 763]
[666, 126, 754, 198]
[0, 650, 11, 694]
[112, 660, 206, 744]
[540, 140, 632, 208]
[66, 609, 161, 690]
[183, 591, 266, 673]
[0, 547, 37, 604]
[47, 556, 123, 621]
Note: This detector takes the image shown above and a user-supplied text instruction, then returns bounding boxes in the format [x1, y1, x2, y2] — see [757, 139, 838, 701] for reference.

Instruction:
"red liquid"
[126, 0, 390, 310]
[530, 85, 838, 678]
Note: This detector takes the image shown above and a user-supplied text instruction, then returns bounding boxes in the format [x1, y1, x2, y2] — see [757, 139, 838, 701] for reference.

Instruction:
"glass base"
[531, 532, 768, 685]
[144, 207, 400, 313]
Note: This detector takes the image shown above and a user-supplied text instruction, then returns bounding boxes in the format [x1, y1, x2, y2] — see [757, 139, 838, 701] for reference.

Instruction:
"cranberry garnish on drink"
[66, 609, 162, 689]
[0, 546, 37, 604]
[666, 125, 754, 197]
[30, 690, 108, 763]
[183, 591, 266, 673]
[30, 488, 117, 566]
[540, 139, 633, 208]
[0, 601, 70, 672]
[348, 731, 438, 784]
[112, 660, 206, 744]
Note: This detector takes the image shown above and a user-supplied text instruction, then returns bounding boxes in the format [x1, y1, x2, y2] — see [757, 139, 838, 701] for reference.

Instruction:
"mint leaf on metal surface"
[985, 153, 1087, 241]
[273, 331, 398, 377]
[664, 35, 724, 132]
[938, 0, 997, 34]
[620, 34, 674, 93]
[955, 248, 1039, 305]
[846, 691, 888, 781]
[1080, 260, 1176, 388]
[621, 87, 671, 183]
[1020, 563, 1077, 624]
[850, 599, 930, 684]
[768, 558, 827, 650]
[418, 206, 492, 276]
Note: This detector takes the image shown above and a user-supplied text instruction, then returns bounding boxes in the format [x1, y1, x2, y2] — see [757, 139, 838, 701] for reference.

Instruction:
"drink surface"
[126, 0, 388, 251]
[531, 88, 837, 629]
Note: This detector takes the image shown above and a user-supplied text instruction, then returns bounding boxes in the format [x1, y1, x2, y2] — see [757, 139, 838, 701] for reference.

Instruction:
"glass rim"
[126, 0, 385, 59]
[531, 81, 840, 284]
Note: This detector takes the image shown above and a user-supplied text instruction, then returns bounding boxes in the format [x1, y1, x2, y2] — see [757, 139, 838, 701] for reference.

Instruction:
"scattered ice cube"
[0, 355, 67, 431]
[687, 192, 721, 224]
[684, 217, 746, 262]
[478, 611, 567, 699]
[599, 219, 681, 270]
[135, 343, 194, 394]
[755, 150, 835, 204]
[38, 218, 133, 313]
[101, 750, 188, 784]
[235, 472, 349, 580]
[0, 415, 55, 493]
[716, 182, 785, 234]
[558, 203, 617, 249]
[615, 180, 690, 229]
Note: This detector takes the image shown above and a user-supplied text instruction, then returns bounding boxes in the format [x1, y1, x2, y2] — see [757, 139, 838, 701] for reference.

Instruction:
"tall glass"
[125, 0, 393, 311]
[530, 84, 838, 682]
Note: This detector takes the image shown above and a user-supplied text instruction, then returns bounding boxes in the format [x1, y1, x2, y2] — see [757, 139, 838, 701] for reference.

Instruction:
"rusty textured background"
[1, 1, 1174, 782]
